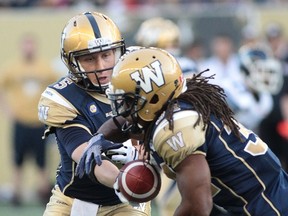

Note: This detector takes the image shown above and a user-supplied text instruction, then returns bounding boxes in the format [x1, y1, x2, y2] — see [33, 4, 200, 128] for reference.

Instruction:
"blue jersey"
[38, 77, 121, 205]
[152, 101, 288, 215]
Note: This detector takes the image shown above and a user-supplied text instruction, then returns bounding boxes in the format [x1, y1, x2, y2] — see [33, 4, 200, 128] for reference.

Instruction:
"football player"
[235, 43, 283, 131]
[38, 12, 150, 216]
[77, 47, 288, 215]
[135, 17, 198, 78]
[0, 33, 58, 206]
[135, 17, 198, 215]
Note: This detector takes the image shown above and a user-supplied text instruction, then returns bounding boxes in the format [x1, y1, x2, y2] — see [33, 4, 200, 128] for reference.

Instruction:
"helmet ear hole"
[149, 94, 159, 104]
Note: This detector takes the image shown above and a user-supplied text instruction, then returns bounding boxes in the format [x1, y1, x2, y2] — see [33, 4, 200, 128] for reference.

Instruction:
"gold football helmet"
[239, 44, 283, 94]
[134, 17, 180, 50]
[61, 11, 125, 92]
[107, 47, 185, 127]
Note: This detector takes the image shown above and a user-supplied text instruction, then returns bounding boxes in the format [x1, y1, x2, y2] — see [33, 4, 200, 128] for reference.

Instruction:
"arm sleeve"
[56, 126, 92, 157]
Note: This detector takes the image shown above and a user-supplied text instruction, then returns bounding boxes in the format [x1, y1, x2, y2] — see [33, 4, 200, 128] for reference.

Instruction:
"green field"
[0, 201, 160, 216]
[0, 202, 45, 216]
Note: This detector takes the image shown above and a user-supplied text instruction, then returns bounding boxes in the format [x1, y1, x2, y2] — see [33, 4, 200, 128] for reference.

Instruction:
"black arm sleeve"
[55, 126, 92, 157]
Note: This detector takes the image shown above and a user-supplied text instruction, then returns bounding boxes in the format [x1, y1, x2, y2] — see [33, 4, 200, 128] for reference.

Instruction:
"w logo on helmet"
[130, 60, 165, 93]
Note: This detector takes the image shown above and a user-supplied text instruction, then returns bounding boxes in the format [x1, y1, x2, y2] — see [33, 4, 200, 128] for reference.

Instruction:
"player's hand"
[113, 176, 129, 203]
[75, 133, 123, 178]
[106, 140, 139, 164]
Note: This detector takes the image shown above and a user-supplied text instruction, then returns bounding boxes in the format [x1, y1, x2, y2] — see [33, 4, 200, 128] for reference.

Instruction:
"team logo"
[89, 104, 97, 113]
[166, 132, 185, 151]
[130, 60, 165, 93]
[38, 105, 49, 121]
[88, 38, 112, 49]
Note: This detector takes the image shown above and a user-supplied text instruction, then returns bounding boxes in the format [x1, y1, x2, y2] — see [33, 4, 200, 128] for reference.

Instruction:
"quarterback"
[77, 47, 288, 215]
[38, 12, 149, 216]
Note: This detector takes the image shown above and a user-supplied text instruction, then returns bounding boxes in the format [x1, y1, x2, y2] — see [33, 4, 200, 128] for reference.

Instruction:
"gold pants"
[43, 185, 151, 216]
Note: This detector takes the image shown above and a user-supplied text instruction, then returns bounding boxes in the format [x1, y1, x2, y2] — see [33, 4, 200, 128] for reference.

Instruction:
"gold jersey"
[153, 110, 206, 171]
[0, 58, 58, 126]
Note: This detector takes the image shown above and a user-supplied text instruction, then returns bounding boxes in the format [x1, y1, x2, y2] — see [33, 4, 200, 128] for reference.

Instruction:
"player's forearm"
[94, 160, 119, 188]
[174, 186, 212, 216]
[174, 154, 213, 216]
[98, 116, 130, 142]
[174, 203, 211, 216]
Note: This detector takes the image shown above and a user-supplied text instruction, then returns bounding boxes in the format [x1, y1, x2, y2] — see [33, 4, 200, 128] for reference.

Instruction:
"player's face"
[77, 50, 115, 85]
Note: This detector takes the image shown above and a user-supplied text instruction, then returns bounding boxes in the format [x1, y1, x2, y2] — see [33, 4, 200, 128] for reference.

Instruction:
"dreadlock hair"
[176, 70, 241, 138]
[143, 70, 242, 154]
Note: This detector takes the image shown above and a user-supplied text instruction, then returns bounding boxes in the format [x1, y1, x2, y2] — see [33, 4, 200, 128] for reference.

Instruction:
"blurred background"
[1, 0, 288, 215]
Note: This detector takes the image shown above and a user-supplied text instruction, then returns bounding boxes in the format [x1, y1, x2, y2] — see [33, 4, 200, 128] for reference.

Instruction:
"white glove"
[113, 177, 129, 203]
[106, 140, 139, 164]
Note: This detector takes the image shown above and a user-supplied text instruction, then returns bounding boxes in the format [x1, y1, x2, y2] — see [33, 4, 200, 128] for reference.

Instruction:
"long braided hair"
[143, 70, 241, 153]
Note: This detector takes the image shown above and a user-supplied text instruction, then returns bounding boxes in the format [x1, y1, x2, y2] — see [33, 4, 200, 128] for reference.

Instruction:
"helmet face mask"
[108, 90, 147, 118]
[107, 47, 185, 130]
[239, 44, 283, 94]
[61, 11, 125, 93]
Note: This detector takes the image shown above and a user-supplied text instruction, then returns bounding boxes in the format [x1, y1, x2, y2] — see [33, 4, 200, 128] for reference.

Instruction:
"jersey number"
[239, 124, 268, 156]
[53, 78, 73, 89]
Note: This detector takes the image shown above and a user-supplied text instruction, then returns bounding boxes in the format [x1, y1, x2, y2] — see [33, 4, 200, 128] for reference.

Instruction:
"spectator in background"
[0, 33, 58, 206]
[184, 38, 206, 70]
[199, 33, 247, 112]
[240, 24, 261, 46]
[265, 22, 288, 61]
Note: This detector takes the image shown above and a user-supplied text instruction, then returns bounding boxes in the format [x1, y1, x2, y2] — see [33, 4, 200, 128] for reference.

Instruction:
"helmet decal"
[84, 12, 101, 38]
[88, 38, 112, 49]
[130, 60, 165, 94]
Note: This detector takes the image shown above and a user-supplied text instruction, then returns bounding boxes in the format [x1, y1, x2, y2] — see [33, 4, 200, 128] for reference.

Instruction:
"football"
[118, 160, 161, 203]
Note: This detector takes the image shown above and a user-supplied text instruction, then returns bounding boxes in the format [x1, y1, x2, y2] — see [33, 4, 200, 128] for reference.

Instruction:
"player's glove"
[75, 133, 123, 179]
[106, 140, 139, 164]
[113, 176, 129, 203]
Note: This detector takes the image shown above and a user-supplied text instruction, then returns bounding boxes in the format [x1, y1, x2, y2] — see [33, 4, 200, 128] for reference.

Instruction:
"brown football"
[118, 160, 161, 203]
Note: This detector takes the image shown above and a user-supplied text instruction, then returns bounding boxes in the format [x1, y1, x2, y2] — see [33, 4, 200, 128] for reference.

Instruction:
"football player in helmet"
[135, 17, 198, 78]
[239, 43, 283, 95]
[135, 18, 197, 214]
[38, 12, 150, 216]
[77, 47, 288, 215]
[235, 43, 284, 131]
[60, 12, 125, 93]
